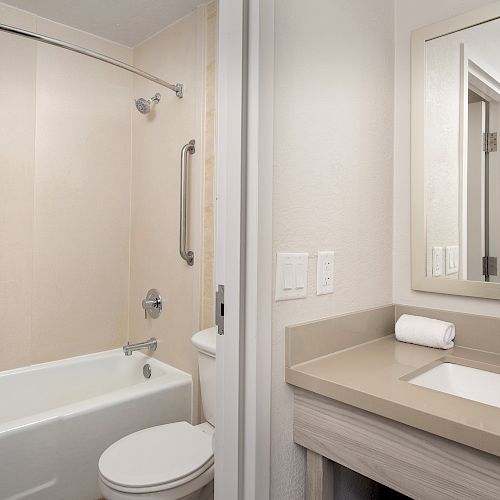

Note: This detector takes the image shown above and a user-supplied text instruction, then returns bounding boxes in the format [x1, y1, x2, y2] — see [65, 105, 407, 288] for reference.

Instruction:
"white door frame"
[215, 0, 274, 499]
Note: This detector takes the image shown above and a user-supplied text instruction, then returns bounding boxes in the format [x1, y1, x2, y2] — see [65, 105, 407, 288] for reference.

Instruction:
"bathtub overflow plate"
[143, 364, 152, 379]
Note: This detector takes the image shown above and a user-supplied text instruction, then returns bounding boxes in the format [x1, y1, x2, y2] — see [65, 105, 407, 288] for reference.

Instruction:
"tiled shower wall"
[0, 2, 216, 379]
[0, 3, 133, 371]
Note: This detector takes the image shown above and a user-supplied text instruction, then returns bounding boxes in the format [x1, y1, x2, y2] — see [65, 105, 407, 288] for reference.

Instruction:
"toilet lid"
[99, 422, 214, 490]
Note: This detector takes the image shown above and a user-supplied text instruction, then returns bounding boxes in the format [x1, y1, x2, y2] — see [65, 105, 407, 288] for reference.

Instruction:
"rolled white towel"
[395, 314, 455, 350]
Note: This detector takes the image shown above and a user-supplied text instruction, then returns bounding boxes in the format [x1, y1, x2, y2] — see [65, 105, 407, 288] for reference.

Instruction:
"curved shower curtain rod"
[0, 23, 184, 97]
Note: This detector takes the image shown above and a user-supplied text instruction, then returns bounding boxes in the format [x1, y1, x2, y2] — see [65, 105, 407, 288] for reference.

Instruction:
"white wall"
[393, 0, 500, 315]
[272, 1, 395, 498]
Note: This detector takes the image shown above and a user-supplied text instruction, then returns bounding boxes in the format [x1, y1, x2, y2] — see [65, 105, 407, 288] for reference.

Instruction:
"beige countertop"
[286, 334, 500, 457]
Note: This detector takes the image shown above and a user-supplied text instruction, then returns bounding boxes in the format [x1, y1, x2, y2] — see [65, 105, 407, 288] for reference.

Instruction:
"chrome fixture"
[123, 337, 157, 356]
[143, 364, 152, 379]
[135, 93, 161, 114]
[142, 288, 163, 319]
[180, 140, 196, 266]
[0, 23, 183, 97]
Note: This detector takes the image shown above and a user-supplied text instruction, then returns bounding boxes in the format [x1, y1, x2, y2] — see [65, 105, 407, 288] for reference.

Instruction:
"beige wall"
[0, 3, 133, 370]
[0, 3, 215, 383]
[31, 19, 133, 365]
[272, 0, 395, 498]
[0, 4, 36, 371]
[129, 9, 201, 387]
[393, 0, 500, 315]
[129, 4, 216, 420]
[201, 2, 217, 330]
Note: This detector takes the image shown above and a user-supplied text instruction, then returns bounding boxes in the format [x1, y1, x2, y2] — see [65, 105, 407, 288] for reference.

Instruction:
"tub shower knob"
[142, 289, 163, 319]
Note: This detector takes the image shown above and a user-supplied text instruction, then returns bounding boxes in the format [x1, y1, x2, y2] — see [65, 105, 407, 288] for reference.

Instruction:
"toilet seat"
[99, 421, 214, 494]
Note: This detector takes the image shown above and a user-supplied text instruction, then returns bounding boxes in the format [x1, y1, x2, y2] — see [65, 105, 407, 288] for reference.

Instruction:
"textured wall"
[272, 0, 395, 497]
[393, 0, 500, 315]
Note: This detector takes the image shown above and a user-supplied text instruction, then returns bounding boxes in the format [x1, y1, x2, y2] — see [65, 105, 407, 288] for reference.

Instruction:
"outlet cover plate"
[317, 251, 334, 295]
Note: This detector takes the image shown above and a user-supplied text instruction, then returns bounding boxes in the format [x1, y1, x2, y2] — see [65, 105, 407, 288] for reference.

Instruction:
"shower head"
[135, 93, 161, 114]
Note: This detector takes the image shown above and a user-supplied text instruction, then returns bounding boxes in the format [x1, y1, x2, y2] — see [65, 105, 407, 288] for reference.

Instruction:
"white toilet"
[98, 327, 217, 500]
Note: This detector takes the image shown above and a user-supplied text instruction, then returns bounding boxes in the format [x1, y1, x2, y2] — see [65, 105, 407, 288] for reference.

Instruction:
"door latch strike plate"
[216, 284, 224, 335]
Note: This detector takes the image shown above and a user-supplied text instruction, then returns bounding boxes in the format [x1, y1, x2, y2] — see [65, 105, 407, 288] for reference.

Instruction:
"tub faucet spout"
[123, 337, 157, 356]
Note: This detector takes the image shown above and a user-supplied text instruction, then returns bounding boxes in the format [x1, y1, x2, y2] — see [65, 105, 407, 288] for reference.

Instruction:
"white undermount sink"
[408, 362, 500, 409]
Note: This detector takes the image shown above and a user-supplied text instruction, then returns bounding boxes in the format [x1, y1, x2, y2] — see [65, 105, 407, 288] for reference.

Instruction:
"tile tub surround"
[0, 2, 133, 371]
[129, 4, 217, 424]
[0, 2, 217, 395]
[286, 304, 500, 456]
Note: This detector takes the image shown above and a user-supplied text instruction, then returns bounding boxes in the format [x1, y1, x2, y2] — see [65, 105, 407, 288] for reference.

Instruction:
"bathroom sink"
[408, 362, 500, 409]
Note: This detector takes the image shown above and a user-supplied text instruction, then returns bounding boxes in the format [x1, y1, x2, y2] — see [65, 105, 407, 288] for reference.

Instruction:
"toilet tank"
[191, 327, 217, 426]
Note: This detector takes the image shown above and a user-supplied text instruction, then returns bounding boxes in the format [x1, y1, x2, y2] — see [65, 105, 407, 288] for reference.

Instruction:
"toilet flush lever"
[142, 289, 163, 319]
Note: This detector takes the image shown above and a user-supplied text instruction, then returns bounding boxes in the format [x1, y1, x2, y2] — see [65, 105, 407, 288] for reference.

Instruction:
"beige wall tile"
[0, 3, 133, 367]
[129, 5, 216, 423]
[129, 10, 202, 378]
[0, 3, 214, 374]
[201, 2, 217, 330]
[0, 6, 36, 371]
[30, 23, 132, 364]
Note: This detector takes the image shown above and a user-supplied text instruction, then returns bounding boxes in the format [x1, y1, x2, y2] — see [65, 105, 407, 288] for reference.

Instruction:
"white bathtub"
[0, 349, 192, 500]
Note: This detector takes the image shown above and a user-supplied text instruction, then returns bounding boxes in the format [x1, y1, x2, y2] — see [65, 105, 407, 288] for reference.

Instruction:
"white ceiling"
[2, 0, 206, 47]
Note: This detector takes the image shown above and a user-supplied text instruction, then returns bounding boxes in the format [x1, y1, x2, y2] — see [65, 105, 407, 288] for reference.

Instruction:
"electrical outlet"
[432, 246, 443, 277]
[317, 251, 334, 295]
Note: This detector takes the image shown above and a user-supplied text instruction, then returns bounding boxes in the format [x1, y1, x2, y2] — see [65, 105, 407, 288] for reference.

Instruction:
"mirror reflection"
[424, 18, 500, 283]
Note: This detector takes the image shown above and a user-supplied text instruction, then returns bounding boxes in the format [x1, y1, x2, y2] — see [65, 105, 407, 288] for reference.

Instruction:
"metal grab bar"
[180, 140, 196, 266]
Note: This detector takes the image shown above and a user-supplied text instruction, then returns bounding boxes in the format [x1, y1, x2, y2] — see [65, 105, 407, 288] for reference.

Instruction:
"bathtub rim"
[0, 348, 192, 435]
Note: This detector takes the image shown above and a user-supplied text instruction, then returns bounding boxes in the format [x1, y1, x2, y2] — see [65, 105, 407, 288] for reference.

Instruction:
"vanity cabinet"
[294, 388, 500, 500]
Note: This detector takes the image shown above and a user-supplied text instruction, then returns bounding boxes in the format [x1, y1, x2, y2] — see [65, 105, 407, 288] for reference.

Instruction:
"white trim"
[216, 0, 273, 497]
[459, 43, 469, 280]
[215, 0, 245, 498]
[243, 0, 273, 499]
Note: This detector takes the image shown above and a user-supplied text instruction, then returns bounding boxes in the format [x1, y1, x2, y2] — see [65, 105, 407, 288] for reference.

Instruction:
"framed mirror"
[412, 2, 500, 299]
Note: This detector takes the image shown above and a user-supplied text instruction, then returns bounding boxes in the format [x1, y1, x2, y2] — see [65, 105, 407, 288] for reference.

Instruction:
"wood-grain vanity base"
[294, 388, 500, 500]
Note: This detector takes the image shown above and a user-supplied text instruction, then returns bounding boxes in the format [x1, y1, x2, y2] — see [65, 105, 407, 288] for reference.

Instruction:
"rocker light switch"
[446, 246, 459, 275]
[283, 263, 294, 289]
[275, 253, 308, 300]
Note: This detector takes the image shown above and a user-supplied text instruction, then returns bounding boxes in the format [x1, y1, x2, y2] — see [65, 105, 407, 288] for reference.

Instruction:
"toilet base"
[100, 480, 213, 500]
[99, 465, 214, 500]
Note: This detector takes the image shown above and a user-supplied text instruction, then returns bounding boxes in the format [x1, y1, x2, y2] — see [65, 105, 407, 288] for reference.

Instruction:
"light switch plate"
[432, 246, 443, 277]
[446, 245, 459, 275]
[275, 253, 308, 300]
[317, 251, 334, 295]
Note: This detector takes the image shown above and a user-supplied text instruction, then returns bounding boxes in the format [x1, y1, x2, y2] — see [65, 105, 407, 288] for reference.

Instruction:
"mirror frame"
[411, 1, 500, 300]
